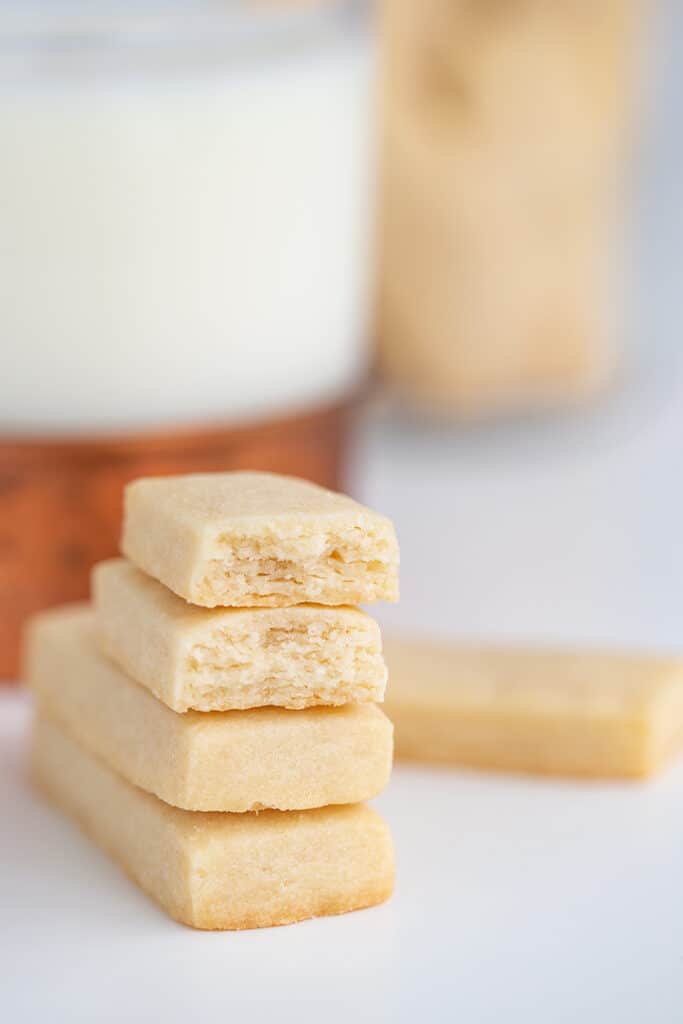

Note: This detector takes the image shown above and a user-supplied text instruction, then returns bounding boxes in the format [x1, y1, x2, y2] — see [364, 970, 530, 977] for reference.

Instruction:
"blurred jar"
[377, 0, 639, 416]
[0, 0, 375, 677]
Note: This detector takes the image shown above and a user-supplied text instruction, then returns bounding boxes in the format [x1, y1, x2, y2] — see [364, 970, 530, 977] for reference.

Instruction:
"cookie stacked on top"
[26, 472, 399, 930]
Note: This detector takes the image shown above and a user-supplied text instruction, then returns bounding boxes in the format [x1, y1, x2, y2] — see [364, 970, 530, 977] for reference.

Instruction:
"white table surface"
[3, 679, 683, 1024]
[4, 5, 683, 1020]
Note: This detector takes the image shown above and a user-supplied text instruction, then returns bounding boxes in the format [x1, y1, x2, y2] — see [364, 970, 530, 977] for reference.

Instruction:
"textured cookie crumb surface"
[93, 559, 387, 711]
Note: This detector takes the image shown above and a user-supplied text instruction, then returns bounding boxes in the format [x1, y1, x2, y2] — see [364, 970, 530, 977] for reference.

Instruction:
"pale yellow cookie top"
[124, 471, 397, 538]
[384, 638, 683, 717]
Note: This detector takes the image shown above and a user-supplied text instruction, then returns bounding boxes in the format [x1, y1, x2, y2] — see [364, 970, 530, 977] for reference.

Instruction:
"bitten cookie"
[383, 637, 683, 779]
[121, 471, 399, 608]
[92, 558, 387, 711]
[25, 605, 393, 812]
[32, 712, 395, 931]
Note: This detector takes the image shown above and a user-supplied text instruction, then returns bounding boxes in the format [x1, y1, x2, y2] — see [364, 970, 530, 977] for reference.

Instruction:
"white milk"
[0, 2, 375, 432]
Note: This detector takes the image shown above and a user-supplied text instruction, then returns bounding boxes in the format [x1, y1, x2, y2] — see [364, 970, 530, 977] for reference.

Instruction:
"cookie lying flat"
[25, 605, 393, 812]
[383, 638, 683, 779]
[92, 558, 386, 711]
[121, 471, 399, 608]
[32, 713, 395, 930]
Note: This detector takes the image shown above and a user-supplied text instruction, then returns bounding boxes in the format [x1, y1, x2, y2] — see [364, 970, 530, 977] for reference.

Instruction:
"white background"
[3, 3, 683, 1020]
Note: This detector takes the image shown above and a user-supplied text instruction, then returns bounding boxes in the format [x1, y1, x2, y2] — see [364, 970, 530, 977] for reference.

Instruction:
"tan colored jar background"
[377, 0, 640, 417]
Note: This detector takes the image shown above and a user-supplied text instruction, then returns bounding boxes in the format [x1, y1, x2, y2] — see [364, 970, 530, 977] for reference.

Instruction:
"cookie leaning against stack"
[25, 472, 399, 930]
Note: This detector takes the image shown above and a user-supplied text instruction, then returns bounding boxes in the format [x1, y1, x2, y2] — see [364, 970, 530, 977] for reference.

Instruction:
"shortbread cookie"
[25, 605, 393, 812]
[121, 471, 399, 608]
[32, 713, 395, 930]
[92, 558, 387, 711]
[383, 638, 683, 779]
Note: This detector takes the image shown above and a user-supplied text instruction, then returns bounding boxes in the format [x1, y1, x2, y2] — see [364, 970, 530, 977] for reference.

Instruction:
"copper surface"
[0, 401, 351, 679]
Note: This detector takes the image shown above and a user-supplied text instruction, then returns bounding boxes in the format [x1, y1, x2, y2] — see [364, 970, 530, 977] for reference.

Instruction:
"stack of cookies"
[25, 472, 399, 930]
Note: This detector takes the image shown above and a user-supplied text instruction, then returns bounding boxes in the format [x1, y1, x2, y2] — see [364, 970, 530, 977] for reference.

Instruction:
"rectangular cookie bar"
[383, 638, 683, 779]
[92, 558, 387, 711]
[25, 605, 393, 812]
[32, 712, 395, 930]
[121, 471, 399, 608]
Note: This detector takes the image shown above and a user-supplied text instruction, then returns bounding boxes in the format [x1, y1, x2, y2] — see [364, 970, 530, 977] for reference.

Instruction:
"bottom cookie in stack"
[32, 712, 395, 931]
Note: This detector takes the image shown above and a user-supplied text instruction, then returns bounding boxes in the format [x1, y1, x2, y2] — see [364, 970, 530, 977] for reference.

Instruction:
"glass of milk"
[0, 0, 375, 432]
